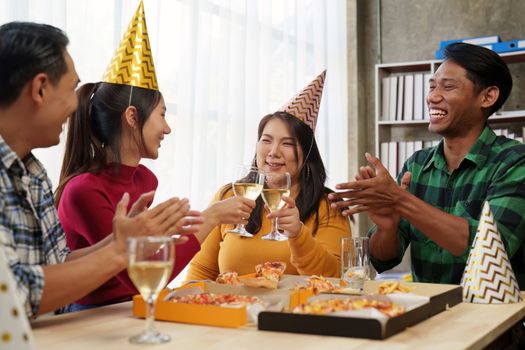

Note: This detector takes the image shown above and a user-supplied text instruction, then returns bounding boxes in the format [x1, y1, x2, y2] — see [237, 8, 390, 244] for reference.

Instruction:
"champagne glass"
[261, 172, 291, 241]
[127, 236, 174, 344]
[225, 165, 265, 238]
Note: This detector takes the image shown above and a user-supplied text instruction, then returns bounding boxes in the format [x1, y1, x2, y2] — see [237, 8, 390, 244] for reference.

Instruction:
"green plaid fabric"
[370, 126, 525, 288]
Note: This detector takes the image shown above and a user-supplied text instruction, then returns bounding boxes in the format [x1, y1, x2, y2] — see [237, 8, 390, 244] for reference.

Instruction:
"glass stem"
[145, 295, 156, 334]
[272, 217, 279, 234]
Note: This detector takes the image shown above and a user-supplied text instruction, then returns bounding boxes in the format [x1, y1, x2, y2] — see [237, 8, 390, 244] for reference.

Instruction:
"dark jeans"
[61, 303, 100, 313]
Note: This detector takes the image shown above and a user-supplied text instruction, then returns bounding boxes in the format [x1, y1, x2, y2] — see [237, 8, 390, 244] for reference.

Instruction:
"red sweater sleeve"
[58, 177, 139, 295]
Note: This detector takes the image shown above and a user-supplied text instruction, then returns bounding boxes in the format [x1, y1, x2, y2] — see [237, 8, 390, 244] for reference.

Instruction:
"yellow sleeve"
[185, 186, 230, 282]
[287, 197, 351, 277]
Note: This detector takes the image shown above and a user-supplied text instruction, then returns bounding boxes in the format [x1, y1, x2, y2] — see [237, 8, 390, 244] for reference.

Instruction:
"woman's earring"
[306, 164, 311, 179]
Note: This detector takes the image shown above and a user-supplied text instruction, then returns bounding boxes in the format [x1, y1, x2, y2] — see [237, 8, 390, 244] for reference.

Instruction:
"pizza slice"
[255, 261, 287, 282]
[216, 271, 241, 285]
[242, 261, 286, 289]
[306, 275, 337, 294]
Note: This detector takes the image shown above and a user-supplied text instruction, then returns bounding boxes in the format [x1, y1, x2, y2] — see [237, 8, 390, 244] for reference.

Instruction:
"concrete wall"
[348, 0, 525, 234]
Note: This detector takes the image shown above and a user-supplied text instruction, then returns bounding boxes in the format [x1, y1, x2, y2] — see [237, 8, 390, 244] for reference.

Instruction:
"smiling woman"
[185, 73, 352, 282]
[53, 2, 205, 313]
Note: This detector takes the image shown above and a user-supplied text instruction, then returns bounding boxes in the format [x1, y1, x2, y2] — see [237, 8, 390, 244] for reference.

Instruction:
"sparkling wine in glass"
[261, 172, 291, 241]
[226, 165, 265, 238]
[127, 236, 174, 344]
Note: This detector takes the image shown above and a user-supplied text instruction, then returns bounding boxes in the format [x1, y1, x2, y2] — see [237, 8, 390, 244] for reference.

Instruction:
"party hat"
[102, 0, 159, 90]
[279, 70, 326, 131]
[461, 201, 522, 304]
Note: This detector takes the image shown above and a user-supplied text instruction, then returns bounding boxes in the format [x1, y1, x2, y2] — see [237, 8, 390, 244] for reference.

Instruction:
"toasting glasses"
[225, 165, 265, 237]
[127, 236, 174, 344]
[261, 172, 291, 241]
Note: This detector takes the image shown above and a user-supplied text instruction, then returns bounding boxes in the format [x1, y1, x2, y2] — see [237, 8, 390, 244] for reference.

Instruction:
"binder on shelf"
[406, 141, 415, 160]
[380, 142, 389, 168]
[388, 141, 397, 178]
[492, 39, 525, 54]
[423, 73, 431, 120]
[403, 75, 414, 121]
[396, 75, 404, 121]
[388, 76, 398, 121]
[439, 35, 500, 49]
[381, 77, 390, 121]
[398, 141, 406, 174]
[413, 74, 424, 120]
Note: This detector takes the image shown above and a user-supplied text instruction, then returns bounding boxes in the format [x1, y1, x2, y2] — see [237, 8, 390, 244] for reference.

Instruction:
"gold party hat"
[102, 1, 158, 90]
[278, 70, 326, 131]
[461, 201, 522, 304]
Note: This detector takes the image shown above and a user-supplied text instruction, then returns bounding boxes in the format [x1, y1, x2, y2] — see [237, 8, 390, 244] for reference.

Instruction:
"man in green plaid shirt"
[330, 43, 525, 288]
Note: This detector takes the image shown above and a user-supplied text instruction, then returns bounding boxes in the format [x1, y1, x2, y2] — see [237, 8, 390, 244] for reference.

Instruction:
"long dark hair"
[223, 111, 330, 235]
[54, 82, 162, 204]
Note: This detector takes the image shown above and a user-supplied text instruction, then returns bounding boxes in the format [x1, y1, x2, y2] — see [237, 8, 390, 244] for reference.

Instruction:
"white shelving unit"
[375, 51, 525, 177]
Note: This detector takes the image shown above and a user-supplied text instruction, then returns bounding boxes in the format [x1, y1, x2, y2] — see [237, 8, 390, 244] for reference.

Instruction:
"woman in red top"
[55, 82, 207, 312]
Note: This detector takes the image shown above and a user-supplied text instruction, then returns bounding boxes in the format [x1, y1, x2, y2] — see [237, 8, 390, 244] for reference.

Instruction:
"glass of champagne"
[127, 236, 174, 344]
[226, 165, 265, 238]
[261, 172, 291, 241]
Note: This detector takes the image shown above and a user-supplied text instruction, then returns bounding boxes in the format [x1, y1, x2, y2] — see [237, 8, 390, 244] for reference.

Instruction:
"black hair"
[443, 42, 512, 116]
[0, 21, 69, 107]
[221, 111, 332, 235]
[55, 82, 162, 204]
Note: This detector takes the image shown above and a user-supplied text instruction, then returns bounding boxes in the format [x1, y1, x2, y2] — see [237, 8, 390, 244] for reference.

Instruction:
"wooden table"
[32, 286, 525, 350]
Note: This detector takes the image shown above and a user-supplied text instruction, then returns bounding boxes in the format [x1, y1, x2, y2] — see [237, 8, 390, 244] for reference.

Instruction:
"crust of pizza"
[255, 261, 286, 282]
[377, 281, 413, 294]
[292, 296, 405, 317]
[169, 293, 261, 306]
[306, 275, 337, 294]
[216, 271, 241, 285]
[242, 277, 279, 289]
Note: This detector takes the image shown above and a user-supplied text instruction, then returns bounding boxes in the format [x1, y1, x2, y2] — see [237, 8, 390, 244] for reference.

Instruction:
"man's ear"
[30, 73, 49, 104]
[124, 106, 138, 128]
[480, 86, 500, 109]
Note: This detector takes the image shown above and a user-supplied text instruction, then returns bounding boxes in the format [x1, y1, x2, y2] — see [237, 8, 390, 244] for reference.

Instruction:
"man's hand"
[328, 153, 411, 216]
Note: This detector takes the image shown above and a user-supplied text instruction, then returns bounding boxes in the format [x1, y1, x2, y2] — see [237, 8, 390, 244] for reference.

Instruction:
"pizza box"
[258, 281, 462, 339]
[133, 289, 247, 328]
[132, 280, 288, 328]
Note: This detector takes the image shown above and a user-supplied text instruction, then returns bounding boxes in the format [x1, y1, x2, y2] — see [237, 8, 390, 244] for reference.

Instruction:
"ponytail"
[54, 83, 106, 204]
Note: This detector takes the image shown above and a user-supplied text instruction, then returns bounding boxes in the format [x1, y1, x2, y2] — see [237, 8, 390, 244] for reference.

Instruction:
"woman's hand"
[203, 196, 256, 227]
[174, 210, 204, 236]
[266, 196, 302, 238]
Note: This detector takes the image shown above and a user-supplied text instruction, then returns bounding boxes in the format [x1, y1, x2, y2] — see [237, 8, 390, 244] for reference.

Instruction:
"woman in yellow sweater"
[186, 71, 352, 280]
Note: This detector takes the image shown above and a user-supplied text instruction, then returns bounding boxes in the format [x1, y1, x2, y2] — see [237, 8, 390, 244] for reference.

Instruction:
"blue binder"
[439, 35, 500, 49]
[492, 39, 525, 54]
[435, 44, 495, 59]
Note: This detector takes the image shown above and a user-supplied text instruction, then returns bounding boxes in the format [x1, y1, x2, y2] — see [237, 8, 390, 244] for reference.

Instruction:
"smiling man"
[330, 43, 525, 288]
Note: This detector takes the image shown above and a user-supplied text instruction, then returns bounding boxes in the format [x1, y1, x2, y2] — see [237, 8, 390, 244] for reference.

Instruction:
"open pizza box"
[132, 279, 291, 328]
[258, 280, 462, 339]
